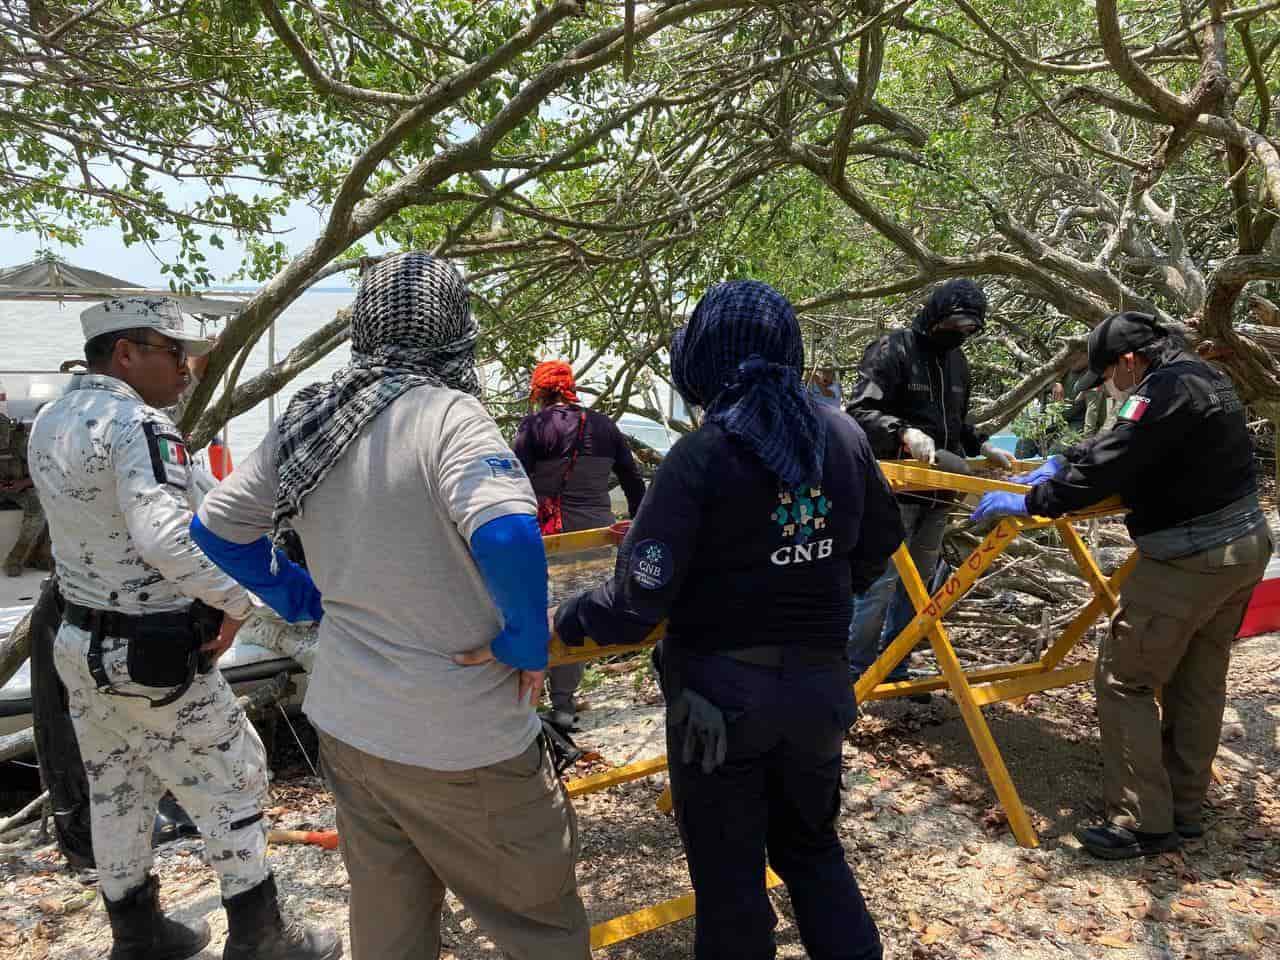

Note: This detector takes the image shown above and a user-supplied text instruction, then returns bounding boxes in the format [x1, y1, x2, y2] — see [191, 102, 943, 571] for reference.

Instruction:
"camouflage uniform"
[29, 374, 268, 901]
[237, 608, 319, 673]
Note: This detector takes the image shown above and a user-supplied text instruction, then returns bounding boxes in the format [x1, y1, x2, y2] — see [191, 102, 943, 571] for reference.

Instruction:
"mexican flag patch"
[1117, 395, 1151, 422]
[157, 437, 187, 466]
[142, 421, 190, 489]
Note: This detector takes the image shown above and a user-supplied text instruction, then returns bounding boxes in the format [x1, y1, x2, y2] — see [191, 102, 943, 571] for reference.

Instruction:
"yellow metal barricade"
[550, 460, 1132, 945]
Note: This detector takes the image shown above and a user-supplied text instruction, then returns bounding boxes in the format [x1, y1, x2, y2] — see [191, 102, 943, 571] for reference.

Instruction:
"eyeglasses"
[125, 338, 186, 364]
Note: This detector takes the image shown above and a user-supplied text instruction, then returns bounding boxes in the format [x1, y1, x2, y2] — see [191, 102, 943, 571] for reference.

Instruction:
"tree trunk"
[0, 606, 32, 689]
[0, 728, 34, 762]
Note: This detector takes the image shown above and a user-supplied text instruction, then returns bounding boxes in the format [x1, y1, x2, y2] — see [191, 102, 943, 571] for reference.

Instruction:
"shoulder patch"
[142, 421, 190, 489]
[484, 456, 525, 479]
[630, 539, 673, 590]
[1117, 395, 1151, 423]
[1212, 388, 1243, 415]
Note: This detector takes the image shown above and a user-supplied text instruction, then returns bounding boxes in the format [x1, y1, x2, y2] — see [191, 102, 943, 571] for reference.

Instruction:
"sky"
[0, 198, 362, 289]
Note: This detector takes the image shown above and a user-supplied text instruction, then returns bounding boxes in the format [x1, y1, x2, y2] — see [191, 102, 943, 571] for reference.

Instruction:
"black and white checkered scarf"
[272, 253, 479, 542]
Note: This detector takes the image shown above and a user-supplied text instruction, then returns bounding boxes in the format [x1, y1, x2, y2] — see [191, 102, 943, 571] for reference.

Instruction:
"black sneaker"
[1175, 822, 1205, 839]
[1074, 822, 1182, 860]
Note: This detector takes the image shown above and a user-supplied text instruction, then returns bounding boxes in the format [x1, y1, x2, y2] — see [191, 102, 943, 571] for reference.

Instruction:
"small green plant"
[1010, 401, 1081, 458]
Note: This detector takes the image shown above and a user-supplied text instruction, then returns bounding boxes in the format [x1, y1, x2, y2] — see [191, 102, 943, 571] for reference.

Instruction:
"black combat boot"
[104, 875, 211, 960]
[222, 874, 341, 960]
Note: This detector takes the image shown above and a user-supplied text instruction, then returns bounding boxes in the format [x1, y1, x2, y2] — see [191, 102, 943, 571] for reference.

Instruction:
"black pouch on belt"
[188, 600, 223, 675]
[126, 612, 199, 689]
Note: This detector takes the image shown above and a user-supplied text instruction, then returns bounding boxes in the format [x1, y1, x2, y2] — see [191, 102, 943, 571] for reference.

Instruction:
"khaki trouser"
[1097, 526, 1271, 833]
[53, 623, 270, 900]
[317, 730, 590, 960]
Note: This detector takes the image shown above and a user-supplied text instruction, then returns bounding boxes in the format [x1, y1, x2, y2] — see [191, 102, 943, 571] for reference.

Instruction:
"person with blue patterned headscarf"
[557, 280, 901, 960]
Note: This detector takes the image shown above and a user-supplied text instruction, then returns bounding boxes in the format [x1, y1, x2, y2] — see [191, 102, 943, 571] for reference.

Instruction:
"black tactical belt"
[720, 645, 847, 668]
[64, 602, 196, 708]
[65, 602, 187, 639]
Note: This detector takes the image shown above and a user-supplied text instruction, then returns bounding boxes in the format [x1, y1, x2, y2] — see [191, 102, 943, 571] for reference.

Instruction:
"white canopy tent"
[0, 258, 247, 318]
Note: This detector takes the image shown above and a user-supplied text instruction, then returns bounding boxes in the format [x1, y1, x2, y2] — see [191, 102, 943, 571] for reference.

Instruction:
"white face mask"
[1105, 378, 1129, 402]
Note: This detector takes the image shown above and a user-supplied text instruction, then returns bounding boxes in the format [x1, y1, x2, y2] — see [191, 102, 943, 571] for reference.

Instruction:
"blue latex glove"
[969, 492, 1029, 524]
[469, 514, 550, 671]
[1011, 454, 1066, 486]
[189, 516, 324, 623]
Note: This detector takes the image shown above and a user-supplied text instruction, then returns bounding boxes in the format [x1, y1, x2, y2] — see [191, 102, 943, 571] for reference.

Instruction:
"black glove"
[553, 596, 586, 647]
[668, 689, 735, 774]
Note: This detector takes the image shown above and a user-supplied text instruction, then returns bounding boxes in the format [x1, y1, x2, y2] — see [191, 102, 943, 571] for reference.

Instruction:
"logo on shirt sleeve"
[1117, 395, 1151, 422]
[630, 539, 673, 590]
[142, 421, 189, 489]
[484, 456, 526, 480]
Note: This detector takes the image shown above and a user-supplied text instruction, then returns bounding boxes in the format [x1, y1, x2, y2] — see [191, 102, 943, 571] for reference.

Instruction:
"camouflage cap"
[80, 297, 215, 356]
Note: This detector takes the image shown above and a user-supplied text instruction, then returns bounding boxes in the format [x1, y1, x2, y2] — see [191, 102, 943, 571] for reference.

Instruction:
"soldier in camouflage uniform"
[28, 297, 339, 960]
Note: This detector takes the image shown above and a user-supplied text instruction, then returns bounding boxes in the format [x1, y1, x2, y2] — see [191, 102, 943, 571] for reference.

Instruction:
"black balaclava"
[912, 278, 987, 351]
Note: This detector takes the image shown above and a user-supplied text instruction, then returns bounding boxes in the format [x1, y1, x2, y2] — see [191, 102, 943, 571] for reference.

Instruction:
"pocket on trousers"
[1105, 611, 1157, 686]
[486, 740, 577, 911]
[1107, 606, 1181, 688]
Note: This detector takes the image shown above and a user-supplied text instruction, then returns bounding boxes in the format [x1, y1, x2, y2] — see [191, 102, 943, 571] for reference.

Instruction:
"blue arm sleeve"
[469, 513, 550, 671]
[189, 515, 324, 624]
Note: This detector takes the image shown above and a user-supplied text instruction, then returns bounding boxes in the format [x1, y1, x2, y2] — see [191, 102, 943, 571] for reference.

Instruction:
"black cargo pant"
[666, 649, 882, 960]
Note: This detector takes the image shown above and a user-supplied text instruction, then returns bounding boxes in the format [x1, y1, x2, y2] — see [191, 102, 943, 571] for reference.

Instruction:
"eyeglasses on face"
[125, 338, 187, 364]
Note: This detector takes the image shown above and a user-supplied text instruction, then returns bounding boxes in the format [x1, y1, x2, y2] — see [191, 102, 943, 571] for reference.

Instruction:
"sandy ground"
[1, 630, 1277, 960]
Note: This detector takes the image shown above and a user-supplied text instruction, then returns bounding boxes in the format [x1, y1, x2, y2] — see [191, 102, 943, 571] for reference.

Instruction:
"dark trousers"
[666, 652, 882, 960]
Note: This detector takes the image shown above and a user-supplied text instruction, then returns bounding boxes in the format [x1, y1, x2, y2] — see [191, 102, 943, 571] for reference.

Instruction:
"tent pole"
[267, 320, 276, 426]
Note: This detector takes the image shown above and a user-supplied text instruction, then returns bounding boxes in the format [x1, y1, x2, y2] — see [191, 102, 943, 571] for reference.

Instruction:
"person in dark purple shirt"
[513, 360, 646, 727]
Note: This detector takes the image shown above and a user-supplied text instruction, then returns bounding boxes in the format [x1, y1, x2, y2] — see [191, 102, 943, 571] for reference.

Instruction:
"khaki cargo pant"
[1097, 526, 1271, 834]
[52, 622, 270, 900]
[317, 730, 590, 960]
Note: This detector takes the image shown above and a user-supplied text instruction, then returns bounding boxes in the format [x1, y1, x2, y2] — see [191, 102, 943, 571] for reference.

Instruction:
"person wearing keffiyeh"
[191, 252, 591, 960]
[555, 280, 899, 960]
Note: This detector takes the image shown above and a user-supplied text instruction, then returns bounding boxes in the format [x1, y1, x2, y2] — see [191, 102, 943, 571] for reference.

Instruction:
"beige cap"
[80, 297, 215, 356]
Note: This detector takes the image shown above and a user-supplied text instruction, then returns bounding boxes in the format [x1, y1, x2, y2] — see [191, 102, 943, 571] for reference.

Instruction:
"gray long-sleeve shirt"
[198, 386, 542, 770]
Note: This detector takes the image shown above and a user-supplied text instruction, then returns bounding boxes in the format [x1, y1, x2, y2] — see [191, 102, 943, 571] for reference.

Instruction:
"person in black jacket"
[556, 280, 901, 960]
[845, 279, 1013, 686]
[973, 312, 1271, 860]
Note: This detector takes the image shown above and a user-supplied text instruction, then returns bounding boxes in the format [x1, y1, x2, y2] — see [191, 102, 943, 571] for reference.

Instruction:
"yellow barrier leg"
[1040, 549, 1137, 671]
[1056, 520, 1118, 608]
[565, 756, 670, 798]
[853, 543, 915, 702]
[856, 520, 1020, 703]
[897, 517, 1041, 847]
[589, 868, 783, 949]
[657, 784, 673, 814]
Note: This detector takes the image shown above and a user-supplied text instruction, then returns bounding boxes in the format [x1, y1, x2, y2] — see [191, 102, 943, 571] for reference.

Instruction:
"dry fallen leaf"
[1094, 926, 1134, 948]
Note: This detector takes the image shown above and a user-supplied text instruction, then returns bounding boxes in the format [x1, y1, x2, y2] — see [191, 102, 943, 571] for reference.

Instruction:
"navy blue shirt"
[1027, 351, 1257, 537]
[556, 405, 904, 655]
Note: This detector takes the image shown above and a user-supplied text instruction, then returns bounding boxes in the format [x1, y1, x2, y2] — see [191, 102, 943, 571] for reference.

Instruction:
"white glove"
[901, 428, 936, 464]
[981, 441, 1015, 470]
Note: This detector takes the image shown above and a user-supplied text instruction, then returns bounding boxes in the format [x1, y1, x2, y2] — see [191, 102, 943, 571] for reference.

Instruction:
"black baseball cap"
[1075, 311, 1167, 390]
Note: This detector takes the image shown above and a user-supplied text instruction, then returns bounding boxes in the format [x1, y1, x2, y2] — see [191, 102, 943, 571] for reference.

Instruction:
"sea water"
[0, 292, 355, 463]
